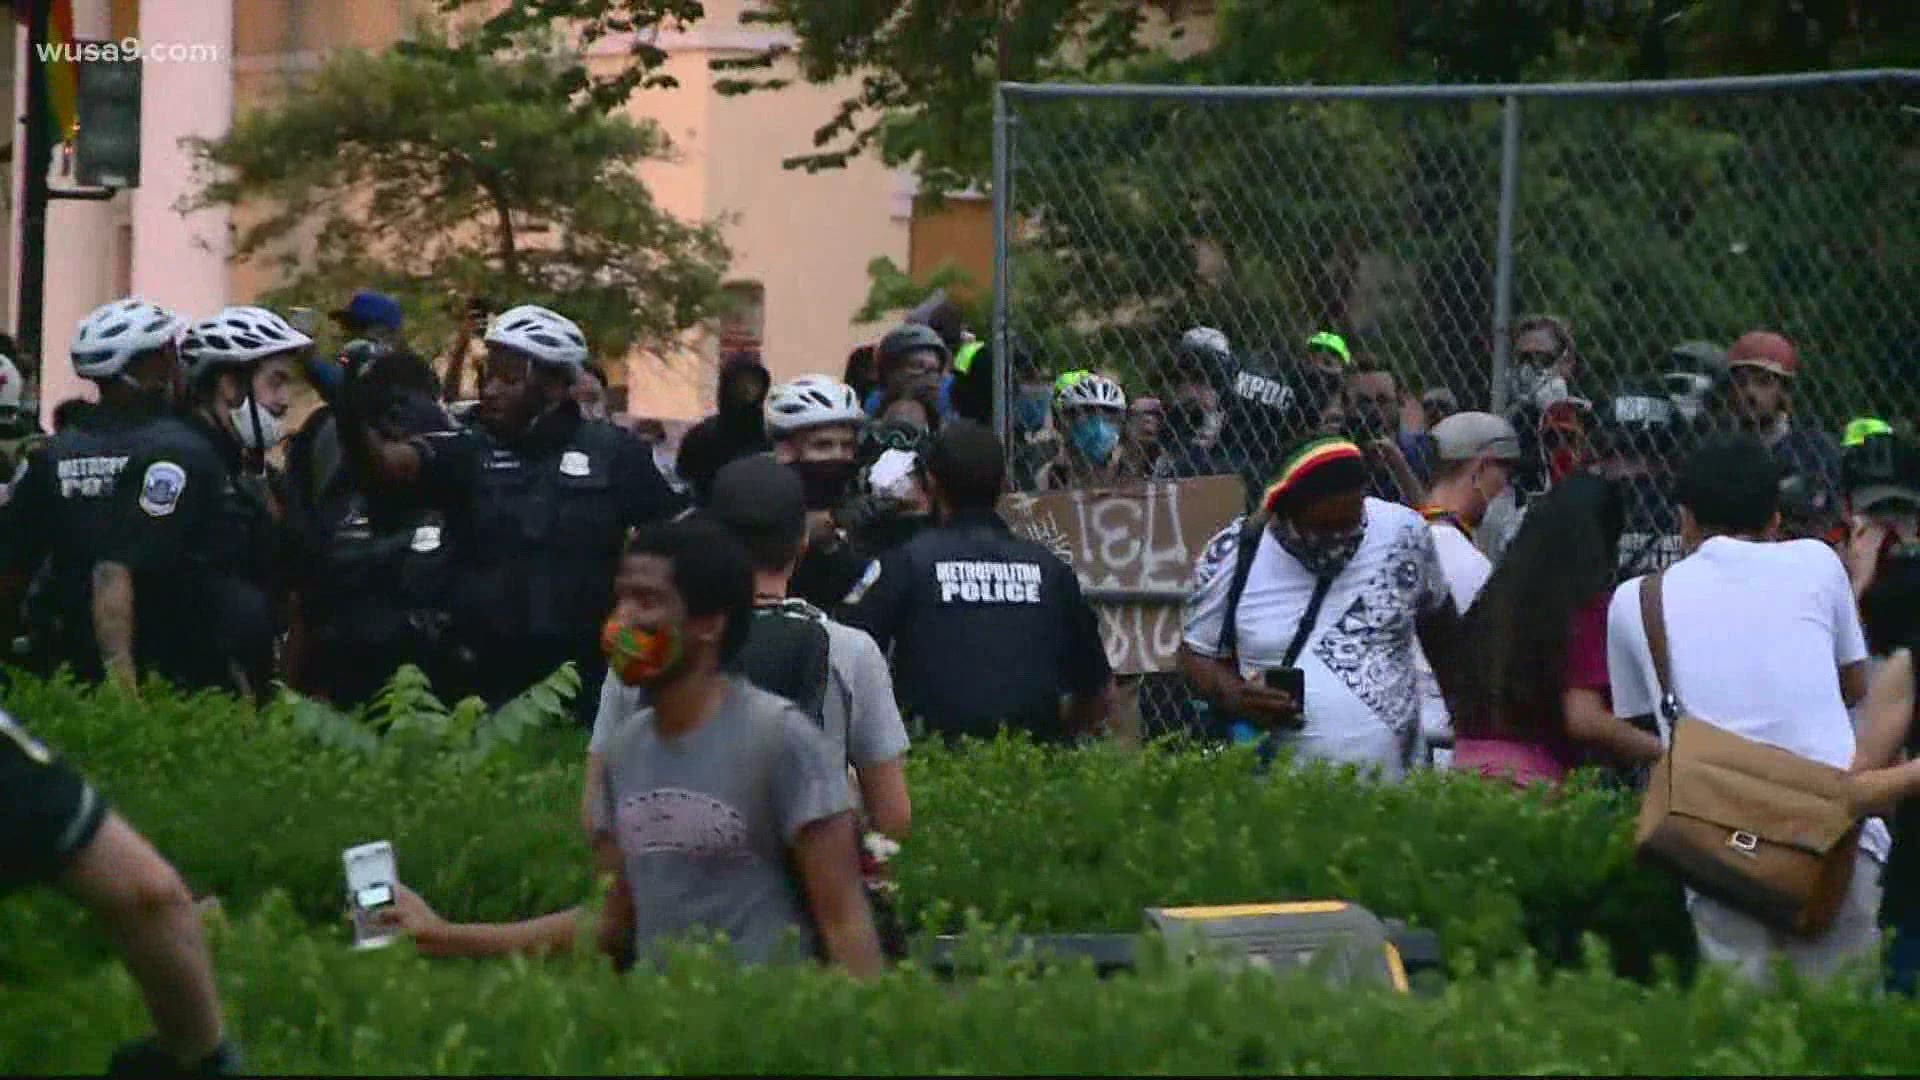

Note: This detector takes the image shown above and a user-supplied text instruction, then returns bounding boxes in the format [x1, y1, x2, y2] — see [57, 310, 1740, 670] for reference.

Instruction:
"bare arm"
[1852, 649, 1914, 772]
[1564, 687, 1663, 765]
[1850, 758, 1920, 818]
[793, 811, 883, 977]
[60, 813, 224, 1068]
[376, 884, 581, 959]
[596, 864, 636, 971]
[1178, 645, 1241, 710]
[1371, 437, 1427, 508]
[1066, 676, 1117, 738]
[1840, 659, 1871, 710]
[91, 562, 138, 694]
[1177, 645, 1298, 726]
[855, 758, 912, 842]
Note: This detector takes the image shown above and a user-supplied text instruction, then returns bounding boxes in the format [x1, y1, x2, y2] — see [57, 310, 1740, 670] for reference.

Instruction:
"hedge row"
[3, 894, 1911, 1075]
[0, 671, 1693, 978]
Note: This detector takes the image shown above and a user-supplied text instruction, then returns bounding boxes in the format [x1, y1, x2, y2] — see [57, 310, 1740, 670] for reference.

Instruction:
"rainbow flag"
[12, 0, 79, 145]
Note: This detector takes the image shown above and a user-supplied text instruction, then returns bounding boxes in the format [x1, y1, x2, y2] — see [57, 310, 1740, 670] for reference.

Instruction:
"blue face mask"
[1070, 416, 1122, 464]
[1013, 390, 1050, 433]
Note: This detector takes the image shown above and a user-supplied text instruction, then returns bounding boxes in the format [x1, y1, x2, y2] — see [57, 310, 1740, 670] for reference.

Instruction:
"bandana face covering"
[600, 617, 685, 686]
[1271, 516, 1366, 579]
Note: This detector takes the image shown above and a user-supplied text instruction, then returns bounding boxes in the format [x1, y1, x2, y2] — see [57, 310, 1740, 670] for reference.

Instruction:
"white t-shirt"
[1416, 521, 1493, 745]
[1184, 498, 1451, 779]
[1605, 536, 1887, 861]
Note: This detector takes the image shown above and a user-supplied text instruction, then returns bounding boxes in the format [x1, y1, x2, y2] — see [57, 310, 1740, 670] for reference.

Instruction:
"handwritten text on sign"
[997, 475, 1246, 674]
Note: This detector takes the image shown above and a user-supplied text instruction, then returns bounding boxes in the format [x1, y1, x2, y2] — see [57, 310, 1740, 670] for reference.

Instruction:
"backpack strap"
[1216, 511, 1271, 658]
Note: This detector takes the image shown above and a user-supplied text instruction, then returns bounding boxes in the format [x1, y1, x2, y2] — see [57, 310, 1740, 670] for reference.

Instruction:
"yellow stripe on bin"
[1154, 901, 1349, 919]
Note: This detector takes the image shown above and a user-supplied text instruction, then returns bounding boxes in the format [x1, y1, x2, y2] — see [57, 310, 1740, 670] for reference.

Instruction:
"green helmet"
[1306, 331, 1352, 367]
[1843, 416, 1894, 449]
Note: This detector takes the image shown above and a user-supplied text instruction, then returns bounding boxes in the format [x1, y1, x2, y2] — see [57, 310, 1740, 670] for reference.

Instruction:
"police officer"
[0, 298, 239, 695]
[177, 306, 314, 696]
[0, 704, 240, 1076]
[282, 344, 463, 708]
[338, 303, 684, 721]
[843, 420, 1115, 743]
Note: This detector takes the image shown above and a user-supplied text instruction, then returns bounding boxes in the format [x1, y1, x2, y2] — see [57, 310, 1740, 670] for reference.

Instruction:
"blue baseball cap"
[329, 290, 404, 332]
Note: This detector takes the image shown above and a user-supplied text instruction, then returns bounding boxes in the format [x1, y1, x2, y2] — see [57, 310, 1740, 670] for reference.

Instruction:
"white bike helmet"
[0, 354, 21, 416]
[765, 374, 865, 436]
[71, 297, 187, 381]
[1055, 371, 1126, 412]
[484, 304, 589, 370]
[181, 305, 313, 381]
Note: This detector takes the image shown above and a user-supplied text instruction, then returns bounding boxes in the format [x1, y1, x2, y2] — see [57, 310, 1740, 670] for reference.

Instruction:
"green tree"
[183, 28, 730, 360]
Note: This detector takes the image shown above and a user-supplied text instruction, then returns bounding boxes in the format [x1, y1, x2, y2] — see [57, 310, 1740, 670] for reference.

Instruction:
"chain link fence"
[991, 71, 1920, 741]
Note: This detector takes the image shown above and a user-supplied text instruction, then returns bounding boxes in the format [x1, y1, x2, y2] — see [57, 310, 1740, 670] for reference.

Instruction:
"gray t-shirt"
[590, 614, 909, 770]
[821, 618, 911, 767]
[595, 676, 854, 966]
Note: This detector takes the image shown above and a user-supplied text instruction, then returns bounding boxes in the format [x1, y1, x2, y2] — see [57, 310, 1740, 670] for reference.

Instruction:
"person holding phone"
[1177, 437, 1464, 778]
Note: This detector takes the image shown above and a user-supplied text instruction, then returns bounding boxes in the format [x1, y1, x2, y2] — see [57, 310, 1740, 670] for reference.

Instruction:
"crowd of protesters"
[5, 286, 1920, 1075]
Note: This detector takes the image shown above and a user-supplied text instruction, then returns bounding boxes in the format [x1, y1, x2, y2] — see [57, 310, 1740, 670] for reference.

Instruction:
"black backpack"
[738, 599, 833, 729]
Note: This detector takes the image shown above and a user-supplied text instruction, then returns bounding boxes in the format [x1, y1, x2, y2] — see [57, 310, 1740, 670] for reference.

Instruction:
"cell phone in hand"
[342, 841, 398, 950]
[1263, 666, 1304, 700]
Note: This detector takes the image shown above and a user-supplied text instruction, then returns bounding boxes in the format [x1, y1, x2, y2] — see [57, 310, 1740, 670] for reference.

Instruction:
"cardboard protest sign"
[998, 475, 1246, 674]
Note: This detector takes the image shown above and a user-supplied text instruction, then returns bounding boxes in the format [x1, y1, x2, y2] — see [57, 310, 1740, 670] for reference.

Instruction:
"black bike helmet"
[877, 323, 951, 369]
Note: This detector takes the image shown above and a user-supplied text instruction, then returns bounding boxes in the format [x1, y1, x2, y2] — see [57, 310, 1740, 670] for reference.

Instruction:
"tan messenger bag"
[1632, 570, 1861, 938]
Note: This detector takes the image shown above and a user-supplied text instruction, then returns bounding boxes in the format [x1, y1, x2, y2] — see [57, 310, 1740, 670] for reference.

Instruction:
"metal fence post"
[991, 83, 1013, 448]
[1489, 93, 1521, 414]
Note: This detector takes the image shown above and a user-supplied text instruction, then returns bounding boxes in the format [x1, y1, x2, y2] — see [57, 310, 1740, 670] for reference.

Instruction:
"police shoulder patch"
[137, 461, 188, 518]
[840, 559, 883, 607]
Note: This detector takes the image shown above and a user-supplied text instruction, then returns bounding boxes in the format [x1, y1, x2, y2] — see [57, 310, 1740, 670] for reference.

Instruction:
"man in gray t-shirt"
[590, 516, 882, 974]
[595, 676, 854, 966]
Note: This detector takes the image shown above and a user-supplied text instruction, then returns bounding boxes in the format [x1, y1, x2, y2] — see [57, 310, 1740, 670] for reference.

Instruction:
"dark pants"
[1888, 918, 1920, 996]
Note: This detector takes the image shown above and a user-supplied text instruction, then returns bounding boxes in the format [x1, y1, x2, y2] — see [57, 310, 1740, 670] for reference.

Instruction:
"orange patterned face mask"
[600, 618, 685, 686]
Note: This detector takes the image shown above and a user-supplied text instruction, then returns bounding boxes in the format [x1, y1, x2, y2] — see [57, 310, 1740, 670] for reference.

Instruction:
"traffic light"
[75, 44, 140, 189]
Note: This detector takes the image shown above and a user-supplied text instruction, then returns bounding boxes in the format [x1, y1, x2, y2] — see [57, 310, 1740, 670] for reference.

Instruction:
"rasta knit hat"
[1262, 437, 1367, 514]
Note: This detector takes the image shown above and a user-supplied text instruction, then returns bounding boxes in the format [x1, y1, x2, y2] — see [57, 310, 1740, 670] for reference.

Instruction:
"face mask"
[790, 458, 858, 511]
[230, 400, 282, 451]
[1272, 516, 1366, 578]
[1070, 416, 1122, 464]
[600, 617, 685, 687]
[1013, 390, 1050, 434]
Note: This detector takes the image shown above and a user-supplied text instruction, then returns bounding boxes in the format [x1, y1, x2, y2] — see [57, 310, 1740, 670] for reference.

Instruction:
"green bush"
[4, 671, 1691, 976]
[0, 669, 1806, 1074]
[2, 894, 1912, 1075]
[898, 737, 1694, 973]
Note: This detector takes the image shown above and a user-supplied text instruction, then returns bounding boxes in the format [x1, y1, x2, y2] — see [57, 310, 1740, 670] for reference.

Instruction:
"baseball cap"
[1431, 411, 1521, 462]
[329, 290, 404, 333]
[709, 453, 806, 540]
[1726, 330, 1798, 379]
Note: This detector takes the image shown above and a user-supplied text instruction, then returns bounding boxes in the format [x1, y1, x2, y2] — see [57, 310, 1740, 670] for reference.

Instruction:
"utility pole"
[17, 0, 52, 376]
